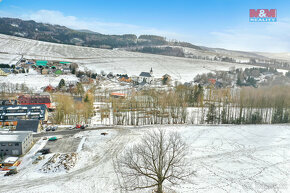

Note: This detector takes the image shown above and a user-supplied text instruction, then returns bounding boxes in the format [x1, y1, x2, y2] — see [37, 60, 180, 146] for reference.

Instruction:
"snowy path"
[1, 125, 290, 193]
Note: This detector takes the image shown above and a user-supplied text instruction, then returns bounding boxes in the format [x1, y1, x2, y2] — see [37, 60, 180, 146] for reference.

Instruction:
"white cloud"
[0, 9, 289, 52]
[206, 18, 290, 52]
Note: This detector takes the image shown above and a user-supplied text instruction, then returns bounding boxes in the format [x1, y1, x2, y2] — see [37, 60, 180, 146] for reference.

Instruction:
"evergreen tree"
[58, 79, 65, 89]
[84, 94, 89, 103]
[249, 112, 263, 124]
[272, 107, 283, 124]
[283, 111, 289, 123]
[236, 76, 242, 86]
[71, 67, 76, 74]
[206, 104, 217, 124]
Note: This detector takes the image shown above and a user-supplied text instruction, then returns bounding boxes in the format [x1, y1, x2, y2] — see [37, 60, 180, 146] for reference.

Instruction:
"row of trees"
[52, 91, 94, 125]
[102, 86, 204, 126]
[204, 86, 290, 124]
[97, 85, 290, 125]
[130, 46, 185, 57]
[0, 82, 32, 94]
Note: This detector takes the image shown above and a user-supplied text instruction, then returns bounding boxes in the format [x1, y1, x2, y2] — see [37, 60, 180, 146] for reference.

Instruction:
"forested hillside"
[0, 17, 201, 49]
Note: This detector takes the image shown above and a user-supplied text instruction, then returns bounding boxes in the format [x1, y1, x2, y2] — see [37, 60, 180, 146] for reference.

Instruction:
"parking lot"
[44, 137, 82, 153]
[33, 126, 115, 138]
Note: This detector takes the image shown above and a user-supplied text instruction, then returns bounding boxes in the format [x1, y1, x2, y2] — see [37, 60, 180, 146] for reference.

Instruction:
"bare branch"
[115, 128, 194, 193]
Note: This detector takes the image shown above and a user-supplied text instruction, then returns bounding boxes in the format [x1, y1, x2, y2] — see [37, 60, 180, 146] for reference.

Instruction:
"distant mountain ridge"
[0, 17, 289, 70]
[0, 17, 201, 50]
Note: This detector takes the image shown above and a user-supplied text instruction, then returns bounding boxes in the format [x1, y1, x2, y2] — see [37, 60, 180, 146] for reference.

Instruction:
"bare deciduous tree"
[116, 129, 193, 193]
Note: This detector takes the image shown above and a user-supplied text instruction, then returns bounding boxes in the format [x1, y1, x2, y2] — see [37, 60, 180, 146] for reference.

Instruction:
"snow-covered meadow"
[0, 34, 254, 83]
[1, 124, 290, 193]
[0, 68, 79, 92]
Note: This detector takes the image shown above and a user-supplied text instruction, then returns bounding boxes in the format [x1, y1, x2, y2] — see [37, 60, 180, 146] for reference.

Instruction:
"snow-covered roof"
[0, 132, 31, 142]
[5, 113, 27, 116]
[0, 104, 46, 111]
[139, 72, 152, 77]
[3, 157, 18, 164]
[0, 68, 12, 73]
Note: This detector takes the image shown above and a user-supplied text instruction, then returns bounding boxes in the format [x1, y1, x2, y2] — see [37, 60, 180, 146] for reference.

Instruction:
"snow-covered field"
[0, 34, 254, 82]
[0, 69, 79, 92]
[1, 124, 290, 193]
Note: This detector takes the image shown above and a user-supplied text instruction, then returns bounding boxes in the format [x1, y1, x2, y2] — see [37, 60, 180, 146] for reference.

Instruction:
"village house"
[66, 80, 78, 87]
[118, 74, 131, 83]
[80, 75, 94, 84]
[0, 68, 11, 76]
[162, 74, 171, 85]
[41, 68, 50, 75]
[62, 68, 71, 74]
[43, 85, 55, 92]
[235, 57, 251, 64]
[35, 60, 48, 68]
[54, 69, 63, 75]
[18, 94, 52, 109]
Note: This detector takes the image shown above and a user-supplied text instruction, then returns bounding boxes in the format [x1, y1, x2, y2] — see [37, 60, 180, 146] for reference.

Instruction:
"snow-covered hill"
[0, 34, 254, 83]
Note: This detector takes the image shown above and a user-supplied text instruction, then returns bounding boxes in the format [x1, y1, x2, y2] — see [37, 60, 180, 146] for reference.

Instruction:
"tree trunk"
[156, 183, 163, 193]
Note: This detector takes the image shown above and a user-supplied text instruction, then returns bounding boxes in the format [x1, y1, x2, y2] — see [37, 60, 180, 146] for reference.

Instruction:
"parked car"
[48, 137, 58, 141]
[75, 124, 82, 129]
[51, 126, 58, 131]
[74, 124, 88, 129]
[4, 168, 18, 176]
[37, 148, 51, 155]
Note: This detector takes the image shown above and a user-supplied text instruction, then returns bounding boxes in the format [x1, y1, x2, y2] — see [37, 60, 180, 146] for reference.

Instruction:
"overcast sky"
[0, 0, 289, 52]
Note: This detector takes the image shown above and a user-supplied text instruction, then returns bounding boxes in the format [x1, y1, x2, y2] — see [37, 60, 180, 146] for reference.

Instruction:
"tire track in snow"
[1, 128, 135, 193]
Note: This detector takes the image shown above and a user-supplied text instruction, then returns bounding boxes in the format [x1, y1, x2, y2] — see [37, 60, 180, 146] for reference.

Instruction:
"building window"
[8, 143, 12, 146]
[1, 144, 5, 146]
[15, 143, 19, 146]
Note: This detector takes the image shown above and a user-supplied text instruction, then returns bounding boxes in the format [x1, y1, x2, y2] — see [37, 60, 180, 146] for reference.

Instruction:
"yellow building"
[0, 69, 9, 76]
